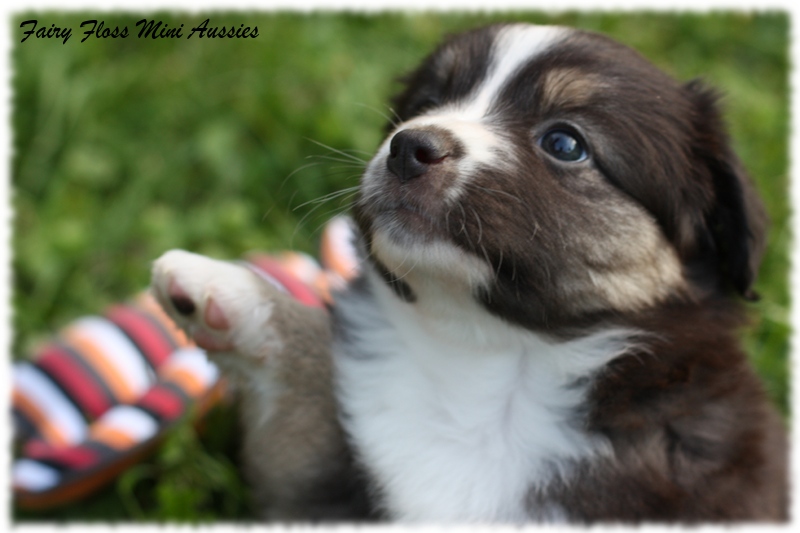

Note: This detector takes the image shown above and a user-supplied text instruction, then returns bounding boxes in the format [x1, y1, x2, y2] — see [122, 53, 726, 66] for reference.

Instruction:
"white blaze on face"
[364, 24, 569, 196]
[461, 24, 567, 120]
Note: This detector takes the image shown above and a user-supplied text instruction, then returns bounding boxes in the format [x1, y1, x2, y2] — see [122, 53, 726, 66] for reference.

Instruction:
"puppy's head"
[353, 24, 767, 330]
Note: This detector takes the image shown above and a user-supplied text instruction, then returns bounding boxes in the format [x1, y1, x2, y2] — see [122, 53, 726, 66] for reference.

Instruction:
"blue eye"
[540, 129, 588, 162]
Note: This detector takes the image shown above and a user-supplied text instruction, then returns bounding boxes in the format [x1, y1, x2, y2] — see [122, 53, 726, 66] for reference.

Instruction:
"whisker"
[390, 242, 422, 283]
[281, 159, 361, 196]
[304, 138, 368, 164]
[475, 239, 497, 285]
[465, 183, 524, 204]
[309, 200, 357, 237]
[386, 105, 403, 125]
[511, 257, 517, 284]
[354, 102, 399, 129]
[306, 154, 368, 167]
[497, 249, 504, 281]
[293, 186, 361, 211]
[470, 206, 484, 244]
[456, 201, 475, 250]
[280, 161, 325, 191]
[291, 192, 358, 244]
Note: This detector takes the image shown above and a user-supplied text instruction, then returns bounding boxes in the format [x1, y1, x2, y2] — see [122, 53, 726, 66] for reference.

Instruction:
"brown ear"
[685, 80, 768, 300]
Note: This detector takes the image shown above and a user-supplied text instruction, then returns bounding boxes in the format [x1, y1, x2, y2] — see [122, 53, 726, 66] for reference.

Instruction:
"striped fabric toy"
[12, 217, 360, 510]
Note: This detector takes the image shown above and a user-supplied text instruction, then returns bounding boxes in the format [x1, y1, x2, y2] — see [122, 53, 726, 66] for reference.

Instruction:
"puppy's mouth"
[358, 126, 465, 245]
[372, 198, 447, 242]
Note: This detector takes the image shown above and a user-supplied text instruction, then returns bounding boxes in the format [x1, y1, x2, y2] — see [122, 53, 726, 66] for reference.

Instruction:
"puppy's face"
[353, 24, 766, 330]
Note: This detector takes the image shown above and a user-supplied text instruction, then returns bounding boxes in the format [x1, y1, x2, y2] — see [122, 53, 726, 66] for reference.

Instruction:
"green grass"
[12, 11, 789, 521]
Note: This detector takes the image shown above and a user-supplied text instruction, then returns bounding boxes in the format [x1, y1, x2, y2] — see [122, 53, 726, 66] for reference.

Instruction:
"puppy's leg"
[151, 251, 366, 520]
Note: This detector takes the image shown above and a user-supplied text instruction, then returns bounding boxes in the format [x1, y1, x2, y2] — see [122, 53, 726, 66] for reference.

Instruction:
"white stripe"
[71, 316, 154, 396]
[98, 405, 158, 442]
[327, 216, 357, 259]
[166, 347, 219, 387]
[376, 25, 569, 206]
[13, 459, 61, 492]
[242, 261, 289, 294]
[326, 216, 361, 280]
[13, 363, 87, 444]
[462, 24, 566, 119]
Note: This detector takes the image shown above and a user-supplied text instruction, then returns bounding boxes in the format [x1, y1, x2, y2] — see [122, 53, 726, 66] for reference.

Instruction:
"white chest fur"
[334, 273, 634, 523]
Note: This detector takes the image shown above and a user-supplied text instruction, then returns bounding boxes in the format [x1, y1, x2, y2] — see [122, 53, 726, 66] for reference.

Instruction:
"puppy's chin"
[368, 223, 492, 293]
[370, 205, 445, 246]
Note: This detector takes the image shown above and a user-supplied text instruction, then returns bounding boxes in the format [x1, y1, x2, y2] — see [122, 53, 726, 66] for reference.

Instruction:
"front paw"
[151, 250, 282, 362]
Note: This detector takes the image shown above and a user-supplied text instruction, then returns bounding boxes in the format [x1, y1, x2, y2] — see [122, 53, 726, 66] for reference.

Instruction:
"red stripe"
[25, 440, 98, 469]
[23, 438, 48, 457]
[24, 439, 57, 460]
[36, 346, 112, 419]
[106, 305, 174, 368]
[247, 256, 324, 308]
[138, 387, 184, 421]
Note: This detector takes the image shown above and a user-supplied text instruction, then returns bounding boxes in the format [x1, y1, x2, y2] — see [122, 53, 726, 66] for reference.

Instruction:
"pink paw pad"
[203, 298, 230, 331]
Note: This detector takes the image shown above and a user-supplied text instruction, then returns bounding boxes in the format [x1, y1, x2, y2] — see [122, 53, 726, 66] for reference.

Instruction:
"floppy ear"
[685, 80, 768, 300]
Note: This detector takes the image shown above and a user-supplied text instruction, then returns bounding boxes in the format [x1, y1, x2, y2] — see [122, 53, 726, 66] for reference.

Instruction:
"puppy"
[151, 23, 787, 522]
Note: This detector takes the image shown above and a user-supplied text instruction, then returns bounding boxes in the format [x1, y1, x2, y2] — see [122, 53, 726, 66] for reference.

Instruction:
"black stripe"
[52, 340, 121, 408]
[32, 360, 93, 423]
[104, 311, 158, 375]
[159, 380, 193, 407]
[109, 304, 181, 370]
[12, 409, 38, 443]
[130, 304, 182, 351]
[80, 439, 123, 460]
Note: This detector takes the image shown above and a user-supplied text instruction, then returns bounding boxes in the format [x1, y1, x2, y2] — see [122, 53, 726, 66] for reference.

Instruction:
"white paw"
[151, 250, 282, 361]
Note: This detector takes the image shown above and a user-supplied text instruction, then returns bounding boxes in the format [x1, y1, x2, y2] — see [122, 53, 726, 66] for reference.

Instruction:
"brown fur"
[535, 302, 788, 521]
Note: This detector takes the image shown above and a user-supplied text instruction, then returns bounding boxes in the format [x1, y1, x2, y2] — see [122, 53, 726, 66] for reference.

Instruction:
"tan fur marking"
[541, 68, 608, 109]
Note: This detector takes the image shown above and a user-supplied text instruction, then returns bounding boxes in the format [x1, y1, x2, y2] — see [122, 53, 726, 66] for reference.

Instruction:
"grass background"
[12, 11, 790, 522]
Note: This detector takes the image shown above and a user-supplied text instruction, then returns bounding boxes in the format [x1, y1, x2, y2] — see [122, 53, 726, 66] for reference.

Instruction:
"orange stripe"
[135, 293, 193, 347]
[12, 390, 70, 447]
[160, 367, 206, 398]
[89, 425, 136, 450]
[314, 275, 334, 304]
[278, 253, 314, 283]
[63, 330, 136, 404]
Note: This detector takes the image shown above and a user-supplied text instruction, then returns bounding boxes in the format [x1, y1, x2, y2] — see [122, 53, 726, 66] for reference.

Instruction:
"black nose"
[386, 129, 450, 182]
